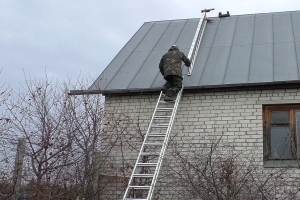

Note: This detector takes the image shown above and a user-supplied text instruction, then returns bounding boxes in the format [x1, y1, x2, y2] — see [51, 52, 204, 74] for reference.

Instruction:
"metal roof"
[89, 10, 300, 94]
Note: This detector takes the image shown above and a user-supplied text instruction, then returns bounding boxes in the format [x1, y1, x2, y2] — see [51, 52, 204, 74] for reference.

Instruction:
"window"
[263, 105, 300, 162]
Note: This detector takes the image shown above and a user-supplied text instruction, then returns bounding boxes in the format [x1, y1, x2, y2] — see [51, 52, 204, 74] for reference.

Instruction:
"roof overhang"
[69, 80, 300, 96]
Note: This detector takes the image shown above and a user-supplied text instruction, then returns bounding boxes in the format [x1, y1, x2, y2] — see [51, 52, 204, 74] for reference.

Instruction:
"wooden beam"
[68, 90, 103, 95]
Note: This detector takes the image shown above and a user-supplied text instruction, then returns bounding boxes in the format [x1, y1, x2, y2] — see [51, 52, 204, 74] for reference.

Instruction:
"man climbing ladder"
[159, 45, 191, 102]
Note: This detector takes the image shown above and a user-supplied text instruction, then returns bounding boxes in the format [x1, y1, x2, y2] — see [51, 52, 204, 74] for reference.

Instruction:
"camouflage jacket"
[159, 49, 191, 78]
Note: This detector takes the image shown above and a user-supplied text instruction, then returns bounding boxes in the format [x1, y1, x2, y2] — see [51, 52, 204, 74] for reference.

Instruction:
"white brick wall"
[99, 88, 300, 199]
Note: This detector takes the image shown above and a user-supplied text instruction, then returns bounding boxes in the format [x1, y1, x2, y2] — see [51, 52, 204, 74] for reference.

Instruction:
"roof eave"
[101, 80, 300, 96]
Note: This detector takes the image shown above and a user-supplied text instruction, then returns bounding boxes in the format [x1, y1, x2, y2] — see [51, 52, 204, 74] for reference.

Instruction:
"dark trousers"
[162, 75, 183, 97]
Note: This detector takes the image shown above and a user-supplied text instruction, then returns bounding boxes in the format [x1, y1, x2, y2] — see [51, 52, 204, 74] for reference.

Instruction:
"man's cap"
[170, 45, 179, 50]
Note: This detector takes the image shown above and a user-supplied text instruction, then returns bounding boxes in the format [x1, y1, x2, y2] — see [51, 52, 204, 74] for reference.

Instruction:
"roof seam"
[175, 19, 190, 49]
[89, 22, 149, 90]
[290, 12, 300, 79]
[128, 21, 172, 88]
[198, 19, 220, 85]
[222, 16, 239, 84]
[272, 13, 275, 82]
[150, 19, 190, 88]
[104, 23, 155, 90]
[247, 14, 256, 82]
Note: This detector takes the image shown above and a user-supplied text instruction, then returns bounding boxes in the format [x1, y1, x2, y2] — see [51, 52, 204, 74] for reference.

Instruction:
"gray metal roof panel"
[253, 14, 273, 45]
[121, 23, 153, 52]
[134, 22, 169, 52]
[297, 42, 300, 74]
[224, 45, 252, 84]
[175, 19, 200, 50]
[249, 44, 273, 83]
[89, 10, 300, 94]
[273, 13, 294, 43]
[212, 17, 237, 47]
[90, 51, 132, 90]
[199, 47, 231, 86]
[153, 20, 186, 50]
[128, 50, 165, 89]
[184, 47, 210, 86]
[199, 19, 219, 48]
[274, 42, 299, 81]
[105, 51, 151, 90]
[292, 12, 300, 42]
[232, 16, 255, 46]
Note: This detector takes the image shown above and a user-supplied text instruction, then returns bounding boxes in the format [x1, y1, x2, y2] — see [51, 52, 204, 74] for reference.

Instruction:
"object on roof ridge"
[207, 18, 214, 22]
[219, 11, 230, 18]
[202, 8, 215, 22]
[201, 8, 215, 13]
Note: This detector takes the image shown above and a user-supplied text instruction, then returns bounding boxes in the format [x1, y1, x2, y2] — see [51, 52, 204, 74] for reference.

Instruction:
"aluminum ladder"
[123, 9, 213, 200]
[123, 89, 183, 200]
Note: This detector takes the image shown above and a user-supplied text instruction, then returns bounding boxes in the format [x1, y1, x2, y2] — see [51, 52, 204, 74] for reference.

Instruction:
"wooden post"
[12, 138, 26, 200]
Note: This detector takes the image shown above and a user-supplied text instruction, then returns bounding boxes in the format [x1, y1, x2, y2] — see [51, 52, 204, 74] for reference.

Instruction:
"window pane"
[270, 126, 292, 159]
[271, 111, 289, 124]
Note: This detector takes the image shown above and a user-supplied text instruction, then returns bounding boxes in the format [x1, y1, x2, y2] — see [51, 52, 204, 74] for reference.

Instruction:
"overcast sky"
[1, 0, 300, 91]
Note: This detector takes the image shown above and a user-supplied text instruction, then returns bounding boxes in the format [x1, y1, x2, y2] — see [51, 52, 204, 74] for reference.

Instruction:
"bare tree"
[0, 76, 108, 199]
[0, 71, 16, 199]
[66, 88, 105, 199]
[163, 132, 300, 200]
[0, 73, 144, 199]
[2, 77, 77, 198]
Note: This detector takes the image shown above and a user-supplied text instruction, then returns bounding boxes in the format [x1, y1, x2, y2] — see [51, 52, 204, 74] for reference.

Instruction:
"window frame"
[263, 104, 300, 164]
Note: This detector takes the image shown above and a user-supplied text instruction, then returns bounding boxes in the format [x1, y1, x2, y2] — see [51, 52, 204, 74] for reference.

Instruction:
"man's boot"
[164, 90, 176, 102]
[161, 82, 172, 94]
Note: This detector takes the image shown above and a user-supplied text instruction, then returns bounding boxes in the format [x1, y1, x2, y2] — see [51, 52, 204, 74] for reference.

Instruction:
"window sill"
[264, 160, 300, 168]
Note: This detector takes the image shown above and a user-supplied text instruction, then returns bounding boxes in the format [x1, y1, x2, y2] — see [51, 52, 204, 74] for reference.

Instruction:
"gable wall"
[99, 88, 300, 199]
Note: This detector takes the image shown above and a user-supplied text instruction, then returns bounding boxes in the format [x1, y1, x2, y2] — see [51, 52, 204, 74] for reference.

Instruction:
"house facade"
[78, 10, 300, 199]
[98, 88, 300, 199]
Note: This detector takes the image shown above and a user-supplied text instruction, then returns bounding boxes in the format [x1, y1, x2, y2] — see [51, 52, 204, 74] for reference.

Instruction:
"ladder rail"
[147, 89, 183, 200]
[187, 13, 208, 76]
[123, 92, 165, 199]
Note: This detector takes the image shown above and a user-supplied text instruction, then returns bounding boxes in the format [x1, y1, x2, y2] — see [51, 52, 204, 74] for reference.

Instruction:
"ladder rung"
[133, 174, 154, 178]
[156, 108, 173, 111]
[151, 124, 169, 128]
[136, 163, 157, 167]
[153, 116, 171, 119]
[159, 100, 175, 103]
[140, 152, 160, 155]
[147, 133, 166, 137]
[144, 142, 163, 146]
[128, 185, 151, 189]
